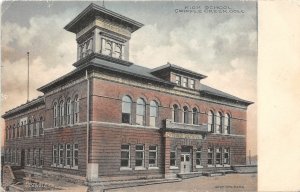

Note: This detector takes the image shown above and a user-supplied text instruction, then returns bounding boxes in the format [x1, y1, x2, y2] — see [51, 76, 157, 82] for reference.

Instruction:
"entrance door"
[21, 149, 25, 167]
[180, 154, 191, 173]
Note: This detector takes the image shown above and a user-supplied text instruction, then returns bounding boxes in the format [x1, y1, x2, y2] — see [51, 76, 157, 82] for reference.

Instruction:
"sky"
[1, 1, 257, 155]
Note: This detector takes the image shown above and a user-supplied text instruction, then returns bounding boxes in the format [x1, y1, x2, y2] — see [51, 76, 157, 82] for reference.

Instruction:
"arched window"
[113, 44, 122, 59]
[192, 107, 199, 125]
[172, 104, 179, 122]
[53, 102, 58, 127]
[122, 96, 132, 124]
[33, 119, 37, 136]
[28, 120, 31, 137]
[136, 98, 146, 125]
[150, 101, 158, 127]
[12, 124, 15, 139]
[59, 100, 64, 126]
[74, 96, 79, 123]
[39, 117, 44, 135]
[104, 40, 112, 56]
[17, 123, 20, 138]
[216, 112, 222, 133]
[224, 113, 230, 134]
[183, 106, 189, 124]
[66, 98, 72, 125]
[208, 111, 214, 132]
[20, 122, 23, 137]
[6, 126, 8, 141]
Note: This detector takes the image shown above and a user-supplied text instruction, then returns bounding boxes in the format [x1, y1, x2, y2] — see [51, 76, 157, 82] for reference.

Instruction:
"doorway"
[180, 153, 191, 173]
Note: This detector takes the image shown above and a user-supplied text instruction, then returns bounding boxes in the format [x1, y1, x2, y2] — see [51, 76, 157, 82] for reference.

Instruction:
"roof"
[38, 53, 175, 93]
[64, 3, 144, 34]
[37, 53, 252, 106]
[2, 96, 44, 118]
[200, 84, 253, 105]
[151, 63, 207, 80]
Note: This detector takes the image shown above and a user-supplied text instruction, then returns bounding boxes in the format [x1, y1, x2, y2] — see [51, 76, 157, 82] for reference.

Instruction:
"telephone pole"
[27, 52, 30, 102]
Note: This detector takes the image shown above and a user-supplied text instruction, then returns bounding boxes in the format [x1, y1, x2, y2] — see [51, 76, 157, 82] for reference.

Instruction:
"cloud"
[1, 2, 257, 154]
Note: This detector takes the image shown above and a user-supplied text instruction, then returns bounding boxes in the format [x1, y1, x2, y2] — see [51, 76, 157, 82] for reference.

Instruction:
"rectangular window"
[196, 147, 202, 166]
[53, 145, 57, 165]
[26, 149, 31, 165]
[190, 79, 195, 89]
[223, 148, 230, 165]
[33, 149, 38, 166]
[59, 144, 64, 166]
[39, 149, 44, 167]
[66, 144, 71, 166]
[175, 76, 181, 86]
[16, 150, 19, 165]
[216, 148, 221, 165]
[170, 151, 176, 167]
[207, 148, 213, 165]
[121, 144, 130, 167]
[12, 149, 15, 164]
[73, 144, 79, 167]
[135, 145, 144, 167]
[149, 146, 157, 167]
[182, 77, 188, 87]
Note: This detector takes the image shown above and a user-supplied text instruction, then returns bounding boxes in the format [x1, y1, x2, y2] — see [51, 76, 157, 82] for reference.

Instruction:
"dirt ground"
[107, 174, 257, 192]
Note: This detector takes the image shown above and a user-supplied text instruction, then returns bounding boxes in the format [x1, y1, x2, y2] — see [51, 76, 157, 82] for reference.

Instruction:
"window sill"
[148, 167, 159, 170]
[196, 165, 203, 168]
[71, 166, 78, 170]
[120, 167, 132, 171]
[170, 166, 179, 170]
[208, 165, 214, 167]
[216, 165, 223, 167]
[134, 167, 146, 171]
[224, 164, 231, 167]
[64, 165, 71, 169]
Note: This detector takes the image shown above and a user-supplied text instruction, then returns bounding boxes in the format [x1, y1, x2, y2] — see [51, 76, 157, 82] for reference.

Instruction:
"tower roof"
[64, 3, 144, 34]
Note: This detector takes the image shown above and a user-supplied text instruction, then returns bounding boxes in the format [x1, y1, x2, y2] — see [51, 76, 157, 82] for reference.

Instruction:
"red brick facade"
[2, 3, 252, 182]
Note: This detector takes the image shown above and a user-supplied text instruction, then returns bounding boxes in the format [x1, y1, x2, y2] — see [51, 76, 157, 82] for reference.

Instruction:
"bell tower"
[64, 3, 143, 64]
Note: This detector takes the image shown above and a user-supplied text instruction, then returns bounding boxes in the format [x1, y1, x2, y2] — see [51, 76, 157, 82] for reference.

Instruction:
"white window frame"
[215, 147, 222, 167]
[196, 147, 203, 168]
[183, 106, 189, 124]
[136, 98, 146, 126]
[120, 144, 131, 170]
[170, 149, 178, 169]
[135, 145, 145, 169]
[192, 108, 198, 125]
[148, 145, 158, 168]
[215, 112, 222, 134]
[58, 144, 64, 167]
[54, 103, 58, 127]
[74, 96, 79, 124]
[190, 79, 195, 89]
[182, 77, 188, 87]
[208, 111, 214, 132]
[52, 145, 57, 166]
[72, 143, 79, 169]
[149, 101, 158, 127]
[122, 96, 132, 124]
[65, 143, 72, 168]
[175, 75, 181, 86]
[207, 148, 214, 167]
[223, 148, 230, 166]
[224, 113, 230, 134]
